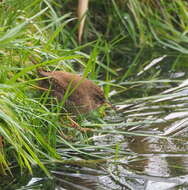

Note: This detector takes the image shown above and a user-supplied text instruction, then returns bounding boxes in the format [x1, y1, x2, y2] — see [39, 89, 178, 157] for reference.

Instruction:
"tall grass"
[1, 0, 188, 178]
[111, 0, 188, 52]
[0, 0, 107, 175]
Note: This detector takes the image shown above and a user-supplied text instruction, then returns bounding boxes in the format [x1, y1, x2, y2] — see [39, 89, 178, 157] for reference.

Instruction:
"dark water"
[2, 56, 188, 190]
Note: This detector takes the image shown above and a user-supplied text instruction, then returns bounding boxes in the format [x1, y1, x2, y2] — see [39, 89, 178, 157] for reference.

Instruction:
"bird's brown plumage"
[38, 70, 106, 114]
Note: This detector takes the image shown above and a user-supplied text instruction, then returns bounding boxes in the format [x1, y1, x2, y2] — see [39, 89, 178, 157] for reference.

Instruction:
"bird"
[38, 69, 106, 114]
[29, 57, 106, 114]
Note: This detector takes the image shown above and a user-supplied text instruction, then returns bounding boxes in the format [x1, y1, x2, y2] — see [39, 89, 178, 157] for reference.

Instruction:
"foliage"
[0, 0, 188, 179]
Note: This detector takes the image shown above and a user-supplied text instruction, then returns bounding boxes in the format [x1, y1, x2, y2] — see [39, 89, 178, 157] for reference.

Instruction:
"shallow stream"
[2, 56, 188, 190]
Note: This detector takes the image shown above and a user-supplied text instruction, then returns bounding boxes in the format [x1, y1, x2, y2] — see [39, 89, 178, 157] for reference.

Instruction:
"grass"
[0, 0, 114, 176]
[0, 0, 188, 181]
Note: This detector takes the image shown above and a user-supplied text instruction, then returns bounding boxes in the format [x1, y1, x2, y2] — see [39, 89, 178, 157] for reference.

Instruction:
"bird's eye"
[95, 94, 105, 103]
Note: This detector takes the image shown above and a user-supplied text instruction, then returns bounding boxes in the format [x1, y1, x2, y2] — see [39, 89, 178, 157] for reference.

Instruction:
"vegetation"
[0, 0, 188, 183]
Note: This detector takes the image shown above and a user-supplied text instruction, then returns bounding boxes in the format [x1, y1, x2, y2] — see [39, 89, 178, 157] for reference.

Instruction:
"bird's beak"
[105, 101, 117, 111]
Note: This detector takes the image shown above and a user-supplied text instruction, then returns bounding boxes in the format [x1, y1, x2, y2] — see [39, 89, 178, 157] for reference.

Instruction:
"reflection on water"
[106, 78, 188, 189]
[52, 166, 106, 190]
[3, 74, 188, 190]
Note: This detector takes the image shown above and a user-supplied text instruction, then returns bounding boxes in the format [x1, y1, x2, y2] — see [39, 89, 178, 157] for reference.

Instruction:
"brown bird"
[29, 56, 106, 114]
[37, 69, 106, 114]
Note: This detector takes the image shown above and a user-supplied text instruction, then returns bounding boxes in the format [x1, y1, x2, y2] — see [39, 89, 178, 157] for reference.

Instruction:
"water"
[2, 57, 188, 190]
